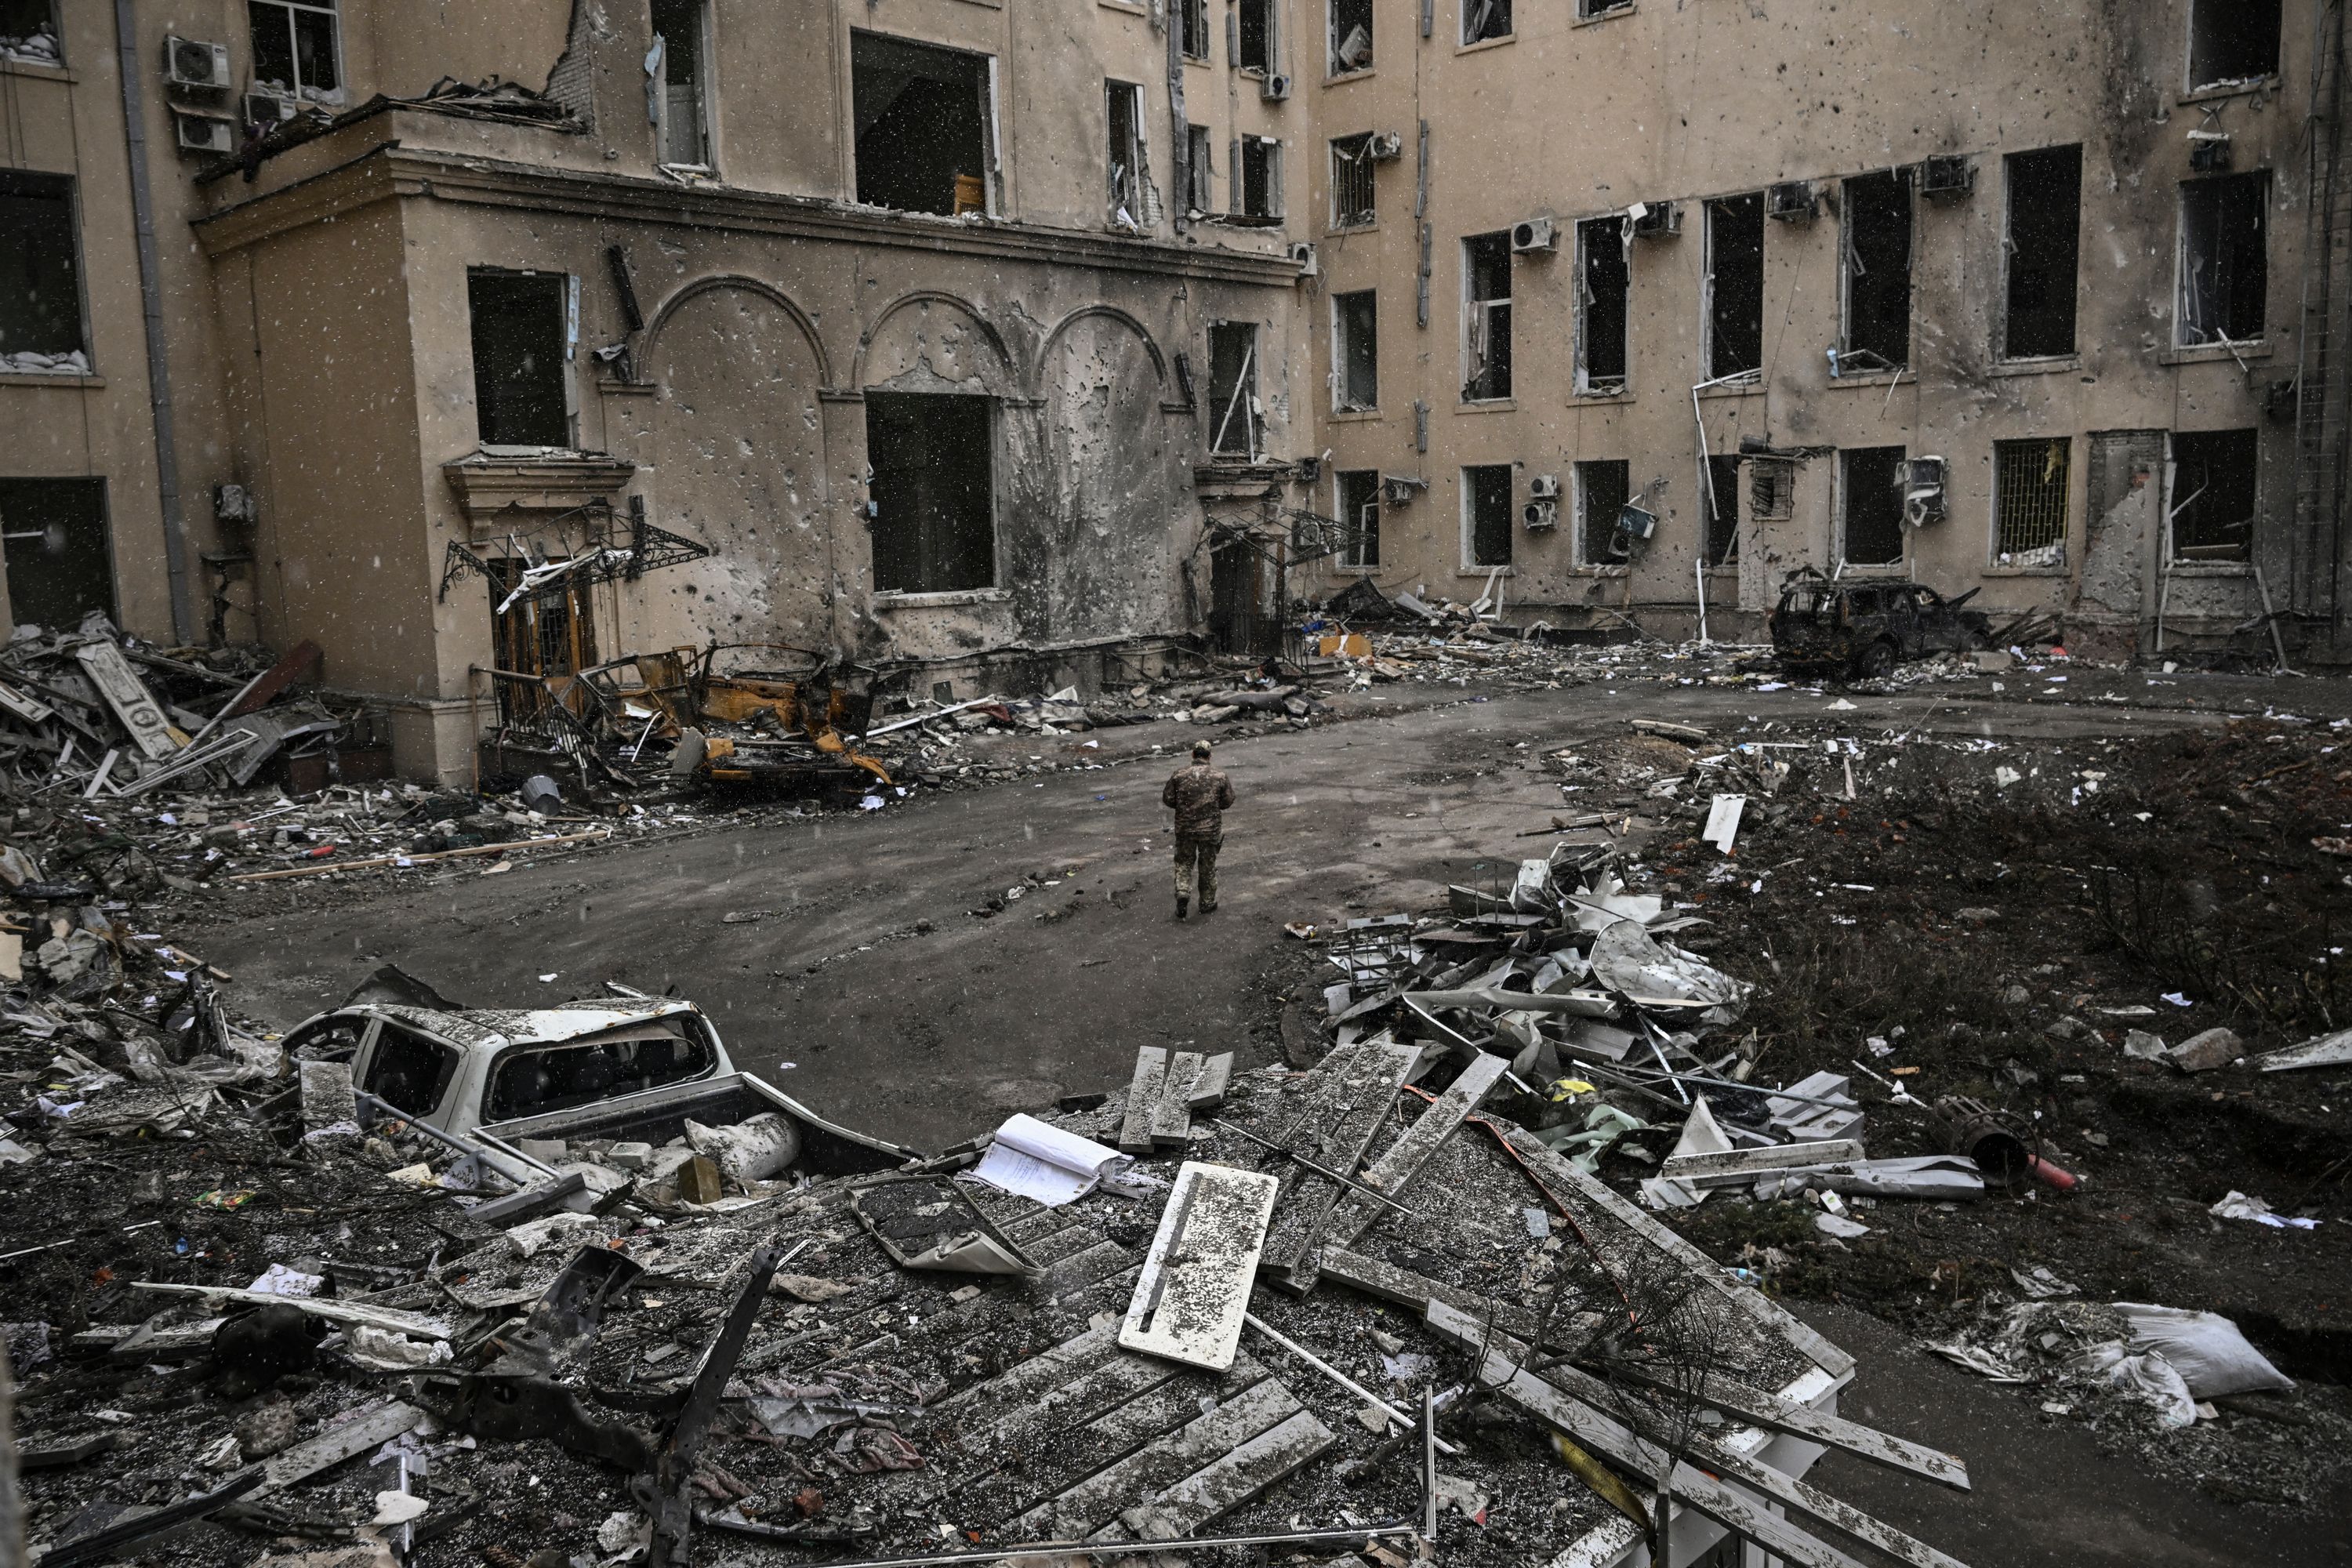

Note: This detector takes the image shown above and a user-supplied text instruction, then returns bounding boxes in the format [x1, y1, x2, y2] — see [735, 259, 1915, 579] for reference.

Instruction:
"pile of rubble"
[0, 971, 1983, 1568]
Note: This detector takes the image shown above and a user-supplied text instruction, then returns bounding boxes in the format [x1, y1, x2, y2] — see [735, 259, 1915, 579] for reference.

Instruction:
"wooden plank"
[926, 1323, 1126, 1416]
[1608, 1364, 1970, 1492]
[1014, 1377, 1303, 1539]
[0, 679, 55, 724]
[1422, 1308, 1863, 1568]
[1150, 1051, 1203, 1145]
[1110, 1408, 1338, 1541]
[1120, 1160, 1279, 1370]
[1491, 1121, 1857, 1380]
[73, 640, 179, 759]
[249, 1401, 426, 1498]
[834, 1240, 1133, 1367]
[1660, 1139, 1867, 1183]
[1258, 1042, 1419, 1276]
[1118, 1047, 1170, 1154]
[1288, 1051, 1511, 1289]
[1316, 1247, 1542, 1343]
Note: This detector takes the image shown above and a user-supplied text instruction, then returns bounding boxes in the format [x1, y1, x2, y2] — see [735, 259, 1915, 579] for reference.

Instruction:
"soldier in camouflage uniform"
[1161, 739, 1234, 920]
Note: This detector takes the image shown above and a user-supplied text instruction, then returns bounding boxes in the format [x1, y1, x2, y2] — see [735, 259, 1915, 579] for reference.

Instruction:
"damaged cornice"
[192, 135, 1303, 288]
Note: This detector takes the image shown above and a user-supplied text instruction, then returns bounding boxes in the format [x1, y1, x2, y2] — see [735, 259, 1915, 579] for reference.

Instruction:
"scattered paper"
[967, 1112, 1132, 1207]
[1701, 793, 1746, 855]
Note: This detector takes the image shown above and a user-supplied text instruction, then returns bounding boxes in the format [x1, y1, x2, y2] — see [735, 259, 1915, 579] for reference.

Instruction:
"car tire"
[1853, 641, 1896, 681]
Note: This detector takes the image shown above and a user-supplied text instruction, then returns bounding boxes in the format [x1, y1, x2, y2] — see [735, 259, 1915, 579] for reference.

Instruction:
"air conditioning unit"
[246, 93, 296, 127]
[1366, 131, 1406, 162]
[1288, 241, 1319, 278]
[214, 484, 258, 524]
[173, 111, 237, 154]
[1903, 456, 1947, 527]
[1381, 474, 1426, 506]
[1510, 216, 1558, 255]
[164, 36, 232, 91]
[1523, 499, 1558, 530]
[1528, 474, 1561, 501]
[1627, 199, 1681, 238]
[2189, 130, 2232, 172]
[1616, 503, 1658, 541]
[1921, 154, 1975, 200]
[1259, 73, 1292, 101]
[1766, 180, 1817, 223]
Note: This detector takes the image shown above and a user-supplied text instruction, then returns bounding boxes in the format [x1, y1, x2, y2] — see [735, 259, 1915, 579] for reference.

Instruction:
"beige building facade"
[2, 0, 2347, 782]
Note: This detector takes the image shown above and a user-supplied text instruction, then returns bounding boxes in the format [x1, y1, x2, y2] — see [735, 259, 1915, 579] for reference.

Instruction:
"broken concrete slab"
[2168, 1027, 2243, 1073]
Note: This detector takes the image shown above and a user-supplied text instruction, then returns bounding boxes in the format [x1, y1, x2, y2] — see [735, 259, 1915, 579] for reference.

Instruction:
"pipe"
[2026, 1156, 2078, 1192]
[114, 0, 198, 642]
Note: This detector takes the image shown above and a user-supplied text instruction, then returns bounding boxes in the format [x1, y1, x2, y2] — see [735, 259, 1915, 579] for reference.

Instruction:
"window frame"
[246, 0, 345, 104]
[1573, 458, 1632, 568]
[1106, 79, 1146, 227]
[1462, 230, 1514, 403]
[1990, 435, 2072, 568]
[2187, 0, 2283, 93]
[1461, 0, 1512, 46]
[1237, 0, 1276, 74]
[466, 266, 577, 452]
[2167, 427, 2259, 563]
[1179, 0, 1210, 63]
[648, 0, 715, 172]
[1331, 288, 1379, 412]
[1207, 321, 1262, 459]
[1328, 0, 1374, 78]
[0, 0, 61, 67]
[1701, 452, 1740, 567]
[0, 169, 90, 368]
[2000, 145, 2083, 361]
[1334, 468, 1381, 568]
[1837, 445, 1910, 569]
[1237, 135, 1283, 220]
[1838, 167, 1915, 372]
[1702, 193, 1765, 383]
[848, 30, 1000, 219]
[1186, 123, 1214, 214]
[2176, 170, 2270, 347]
[865, 390, 1003, 595]
[1574, 214, 1628, 395]
[1330, 132, 1376, 230]
[1462, 463, 1515, 569]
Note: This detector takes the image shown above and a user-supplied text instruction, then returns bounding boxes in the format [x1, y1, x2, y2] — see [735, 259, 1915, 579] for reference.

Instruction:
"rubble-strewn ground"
[13, 645, 2352, 1566]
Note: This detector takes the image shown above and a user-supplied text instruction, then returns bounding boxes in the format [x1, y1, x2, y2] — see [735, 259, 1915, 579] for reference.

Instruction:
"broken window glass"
[865, 391, 998, 593]
[0, 0, 60, 67]
[468, 269, 571, 449]
[1993, 437, 2071, 567]
[1575, 459, 1630, 566]
[248, 0, 340, 101]
[1238, 0, 1275, 72]
[1207, 321, 1261, 458]
[852, 31, 993, 216]
[649, 0, 710, 167]
[488, 557, 600, 678]
[1334, 290, 1378, 411]
[2178, 172, 2268, 346]
[1840, 446, 1907, 566]
[0, 477, 112, 631]
[1107, 81, 1145, 227]
[1330, 133, 1375, 228]
[1578, 0, 1632, 16]
[1330, 0, 1372, 74]
[1464, 231, 1512, 401]
[1462, 0, 1511, 45]
[1704, 194, 1764, 380]
[1840, 168, 1913, 372]
[0, 170, 84, 368]
[2190, 0, 2281, 89]
[2003, 145, 2081, 359]
[362, 1025, 458, 1119]
[1704, 454, 1740, 566]
[2169, 427, 2258, 561]
[1237, 137, 1282, 220]
[1337, 469, 1381, 566]
[1187, 124, 1213, 213]
[1465, 464, 1513, 567]
[1575, 216, 1626, 394]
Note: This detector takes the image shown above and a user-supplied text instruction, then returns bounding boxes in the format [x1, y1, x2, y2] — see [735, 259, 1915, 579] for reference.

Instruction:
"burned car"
[1769, 573, 1990, 678]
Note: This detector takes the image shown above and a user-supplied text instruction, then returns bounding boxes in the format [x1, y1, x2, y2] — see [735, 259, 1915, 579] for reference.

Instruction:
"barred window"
[1994, 437, 2070, 566]
[1330, 135, 1375, 228]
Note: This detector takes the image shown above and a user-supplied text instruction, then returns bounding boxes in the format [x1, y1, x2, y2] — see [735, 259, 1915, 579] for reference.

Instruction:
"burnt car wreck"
[1769, 572, 1994, 679]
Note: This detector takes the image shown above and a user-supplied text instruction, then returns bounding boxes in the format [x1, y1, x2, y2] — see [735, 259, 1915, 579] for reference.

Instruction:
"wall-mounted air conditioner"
[1366, 131, 1406, 162]
[173, 111, 237, 154]
[165, 36, 232, 91]
[1288, 241, 1319, 278]
[1766, 181, 1817, 223]
[1921, 154, 1976, 200]
[1381, 474, 1426, 506]
[2188, 130, 2232, 172]
[1528, 474, 1561, 501]
[1616, 502, 1658, 540]
[1628, 200, 1681, 238]
[1903, 456, 1947, 527]
[1510, 216, 1557, 254]
[1523, 500, 1557, 530]
[1260, 73, 1292, 101]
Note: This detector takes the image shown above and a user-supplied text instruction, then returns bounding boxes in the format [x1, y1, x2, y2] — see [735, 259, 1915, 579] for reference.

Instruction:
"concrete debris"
[0, 972, 1983, 1568]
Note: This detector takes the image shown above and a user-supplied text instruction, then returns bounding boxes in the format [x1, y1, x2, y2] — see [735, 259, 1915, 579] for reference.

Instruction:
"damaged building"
[4, 0, 2352, 782]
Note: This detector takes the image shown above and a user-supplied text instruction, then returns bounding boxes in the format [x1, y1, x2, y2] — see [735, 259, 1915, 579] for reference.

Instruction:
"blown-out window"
[866, 392, 997, 593]
[852, 31, 994, 217]
[249, 0, 341, 101]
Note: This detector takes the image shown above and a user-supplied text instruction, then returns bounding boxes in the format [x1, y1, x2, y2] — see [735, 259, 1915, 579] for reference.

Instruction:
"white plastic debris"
[2114, 1303, 2296, 1399]
[2209, 1191, 2320, 1230]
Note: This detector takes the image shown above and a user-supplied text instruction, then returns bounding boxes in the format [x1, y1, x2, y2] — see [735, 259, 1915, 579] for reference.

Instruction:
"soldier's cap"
[1192, 740, 1212, 759]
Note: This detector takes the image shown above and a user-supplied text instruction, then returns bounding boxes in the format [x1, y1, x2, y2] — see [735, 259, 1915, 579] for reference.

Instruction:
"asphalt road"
[200, 676, 2243, 1153]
